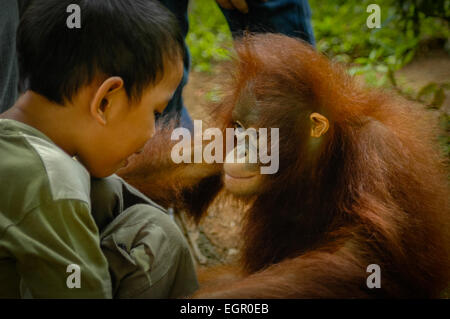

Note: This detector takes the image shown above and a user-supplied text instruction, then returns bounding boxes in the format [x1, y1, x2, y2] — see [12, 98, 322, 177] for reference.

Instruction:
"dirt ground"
[179, 49, 450, 268]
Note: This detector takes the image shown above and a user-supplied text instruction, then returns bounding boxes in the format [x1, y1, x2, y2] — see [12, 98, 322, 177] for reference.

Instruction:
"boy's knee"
[100, 204, 198, 298]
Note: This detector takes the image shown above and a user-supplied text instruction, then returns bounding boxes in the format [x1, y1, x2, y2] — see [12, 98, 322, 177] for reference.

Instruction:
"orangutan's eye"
[233, 121, 245, 130]
[233, 122, 246, 139]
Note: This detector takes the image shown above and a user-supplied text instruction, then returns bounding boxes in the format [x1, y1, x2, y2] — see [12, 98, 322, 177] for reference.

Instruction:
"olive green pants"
[90, 175, 199, 299]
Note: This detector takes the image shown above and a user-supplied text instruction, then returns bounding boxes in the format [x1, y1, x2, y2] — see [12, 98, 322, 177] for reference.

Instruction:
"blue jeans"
[159, 0, 315, 130]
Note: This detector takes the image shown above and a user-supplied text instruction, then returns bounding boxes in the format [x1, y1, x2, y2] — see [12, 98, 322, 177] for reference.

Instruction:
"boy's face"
[79, 61, 183, 178]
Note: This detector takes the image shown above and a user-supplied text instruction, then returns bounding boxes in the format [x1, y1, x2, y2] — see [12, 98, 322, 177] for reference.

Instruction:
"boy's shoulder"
[0, 119, 91, 222]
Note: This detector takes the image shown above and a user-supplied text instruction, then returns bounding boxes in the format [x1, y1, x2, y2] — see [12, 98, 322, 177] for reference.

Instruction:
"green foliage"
[310, 0, 449, 87]
[186, 0, 448, 84]
[395, 0, 450, 36]
[310, 0, 450, 159]
[186, 0, 232, 72]
[417, 82, 450, 109]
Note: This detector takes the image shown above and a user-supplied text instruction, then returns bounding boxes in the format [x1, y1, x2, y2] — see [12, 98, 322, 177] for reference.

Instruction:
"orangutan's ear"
[310, 112, 329, 138]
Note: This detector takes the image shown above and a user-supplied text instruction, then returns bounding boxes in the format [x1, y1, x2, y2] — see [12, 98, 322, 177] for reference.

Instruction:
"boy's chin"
[87, 168, 114, 179]
[85, 162, 125, 179]
[77, 154, 130, 178]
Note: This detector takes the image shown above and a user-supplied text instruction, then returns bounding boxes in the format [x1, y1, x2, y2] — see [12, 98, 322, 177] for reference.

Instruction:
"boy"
[0, 0, 198, 298]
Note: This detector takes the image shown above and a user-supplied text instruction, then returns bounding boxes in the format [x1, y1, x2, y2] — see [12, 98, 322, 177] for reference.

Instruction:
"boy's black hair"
[17, 0, 184, 104]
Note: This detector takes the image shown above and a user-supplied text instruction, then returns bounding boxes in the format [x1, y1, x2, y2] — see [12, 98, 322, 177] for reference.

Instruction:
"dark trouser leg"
[0, 0, 19, 112]
[219, 0, 315, 45]
[158, 0, 193, 131]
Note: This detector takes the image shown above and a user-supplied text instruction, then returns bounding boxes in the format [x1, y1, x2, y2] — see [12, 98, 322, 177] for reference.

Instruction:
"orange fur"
[122, 34, 450, 298]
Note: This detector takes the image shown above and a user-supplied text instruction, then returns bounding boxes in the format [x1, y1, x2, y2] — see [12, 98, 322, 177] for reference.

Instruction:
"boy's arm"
[2, 199, 112, 298]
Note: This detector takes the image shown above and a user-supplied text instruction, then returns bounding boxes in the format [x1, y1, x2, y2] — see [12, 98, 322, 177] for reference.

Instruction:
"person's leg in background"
[0, 0, 20, 112]
[157, 0, 315, 131]
[158, 0, 194, 131]
[219, 0, 315, 45]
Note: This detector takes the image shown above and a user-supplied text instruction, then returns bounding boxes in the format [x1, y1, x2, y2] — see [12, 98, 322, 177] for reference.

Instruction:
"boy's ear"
[90, 77, 124, 125]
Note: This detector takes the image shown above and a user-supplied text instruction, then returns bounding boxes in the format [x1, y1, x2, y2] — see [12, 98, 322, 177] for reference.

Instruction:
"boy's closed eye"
[154, 110, 162, 121]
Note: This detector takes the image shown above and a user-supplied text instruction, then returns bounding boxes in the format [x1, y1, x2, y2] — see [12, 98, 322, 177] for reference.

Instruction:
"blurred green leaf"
[186, 0, 232, 73]
[429, 88, 446, 109]
[309, 0, 449, 87]
[417, 82, 438, 101]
